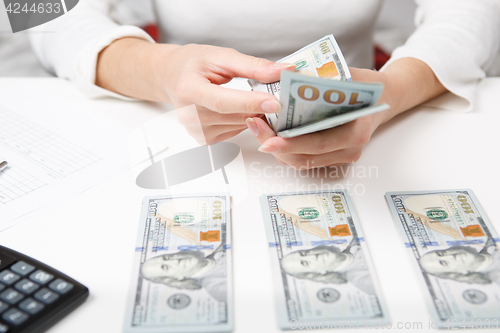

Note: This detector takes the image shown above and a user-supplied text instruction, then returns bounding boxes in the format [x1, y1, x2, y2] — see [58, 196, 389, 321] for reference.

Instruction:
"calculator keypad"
[14, 280, 39, 295]
[34, 289, 59, 305]
[0, 289, 24, 305]
[2, 308, 29, 326]
[0, 261, 78, 331]
[29, 270, 54, 285]
[0, 271, 20, 286]
[10, 262, 35, 277]
[18, 299, 44, 315]
[49, 279, 73, 295]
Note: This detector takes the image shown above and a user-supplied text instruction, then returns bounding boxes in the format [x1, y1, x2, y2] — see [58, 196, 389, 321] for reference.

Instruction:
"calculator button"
[49, 279, 74, 295]
[0, 289, 24, 305]
[2, 308, 28, 326]
[0, 283, 5, 292]
[0, 323, 8, 333]
[10, 261, 36, 276]
[34, 288, 59, 305]
[19, 298, 45, 315]
[29, 270, 54, 285]
[0, 271, 21, 286]
[15, 279, 40, 295]
[0, 301, 8, 314]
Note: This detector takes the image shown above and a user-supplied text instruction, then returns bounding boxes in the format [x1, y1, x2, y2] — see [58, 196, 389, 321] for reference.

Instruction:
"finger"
[184, 125, 246, 144]
[199, 111, 263, 126]
[193, 82, 282, 114]
[275, 157, 287, 165]
[213, 49, 295, 83]
[258, 119, 371, 155]
[246, 117, 284, 166]
[277, 147, 363, 170]
[246, 117, 276, 145]
[213, 128, 247, 142]
[177, 105, 259, 126]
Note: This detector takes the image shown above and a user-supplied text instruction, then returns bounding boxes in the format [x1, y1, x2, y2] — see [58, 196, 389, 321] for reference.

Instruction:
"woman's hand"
[246, 111, 385, 169]
[96, 38, 293, 144]
[164, 44, 297, 144]
[246, 58, 446, 169]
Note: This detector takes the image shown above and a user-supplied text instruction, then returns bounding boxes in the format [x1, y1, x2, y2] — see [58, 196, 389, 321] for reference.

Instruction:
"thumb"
[246, 117, 276, 145]
[246, 117, 288, 165]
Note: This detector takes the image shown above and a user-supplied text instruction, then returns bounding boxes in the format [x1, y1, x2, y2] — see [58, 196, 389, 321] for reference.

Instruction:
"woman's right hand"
[97, 38, 293, 144]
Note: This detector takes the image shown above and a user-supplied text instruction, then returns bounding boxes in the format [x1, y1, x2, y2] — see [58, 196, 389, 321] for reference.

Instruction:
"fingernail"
[261, 100, 281, 113]
[258, 145, 280, 153]
[246, 118, 259, 137]
[272, 62, 295, 69]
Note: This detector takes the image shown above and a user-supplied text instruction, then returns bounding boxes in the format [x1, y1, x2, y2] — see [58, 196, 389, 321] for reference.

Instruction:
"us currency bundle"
[249, 35, 389, 138]
[124, 189, 499, 331]
[123, 194, 233, 333]
[386, 189, 500, 329]
[259, 191, 390, 329]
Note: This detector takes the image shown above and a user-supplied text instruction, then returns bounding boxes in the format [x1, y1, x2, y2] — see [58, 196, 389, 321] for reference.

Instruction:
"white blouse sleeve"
[381, 0, 500, 112]
[29, 0, 155, 99]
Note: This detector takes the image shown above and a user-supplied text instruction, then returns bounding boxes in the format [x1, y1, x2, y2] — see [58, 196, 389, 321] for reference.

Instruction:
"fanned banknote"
[276, 71, 388, 136]
[260, 191, 390, 329]
[248, 35, 389, 137]
[248, 34, 351, 131]
[386, 189, 500, 329]
[123, 194, 233, 333]
[249, 34, 351, 95]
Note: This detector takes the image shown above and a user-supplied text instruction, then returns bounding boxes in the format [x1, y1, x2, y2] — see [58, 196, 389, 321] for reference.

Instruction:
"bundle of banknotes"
[123, 189, 499, 331]
[260, 191, 390, 329]
[123, 194, 233, 333]
[386, 189, 500, 329]
[249, 35, 389, 138]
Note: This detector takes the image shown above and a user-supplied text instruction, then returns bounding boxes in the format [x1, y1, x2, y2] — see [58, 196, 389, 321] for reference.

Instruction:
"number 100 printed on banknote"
[123, 194, 233, 333]
[260, 191, 390, 329]
[386, 190, 500, 329]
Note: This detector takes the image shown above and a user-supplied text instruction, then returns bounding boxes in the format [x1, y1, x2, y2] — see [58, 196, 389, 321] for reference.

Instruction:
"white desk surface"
[0, 77, 499, 333]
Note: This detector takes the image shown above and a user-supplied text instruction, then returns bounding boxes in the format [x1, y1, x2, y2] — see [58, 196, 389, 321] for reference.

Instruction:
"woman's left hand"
[245, 67, 391, 169]
[246, 111, 385, 169]
[246, 59, 447, 169]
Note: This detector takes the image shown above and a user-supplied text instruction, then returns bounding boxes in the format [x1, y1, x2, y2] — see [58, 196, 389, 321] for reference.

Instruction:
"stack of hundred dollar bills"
[260, 191, 390, 329]
[249, 35, 389, 138]
[124, 194, 233, 333]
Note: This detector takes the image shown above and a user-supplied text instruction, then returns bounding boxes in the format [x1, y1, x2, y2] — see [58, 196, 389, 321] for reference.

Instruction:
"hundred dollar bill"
[123, 194, 233, 333]
[276, 71, 387, 135]
[385, 189, 500, 329]
[260, 191, 390, 329]
[248, 34, 351, 130]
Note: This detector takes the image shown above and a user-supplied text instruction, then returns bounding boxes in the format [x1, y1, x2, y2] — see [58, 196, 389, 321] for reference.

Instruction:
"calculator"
[0, 245, 89, 333]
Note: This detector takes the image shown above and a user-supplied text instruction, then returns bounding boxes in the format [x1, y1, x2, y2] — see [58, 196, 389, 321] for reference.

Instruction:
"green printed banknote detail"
[276, 71, 384, 133]
[260, 191, 390, 329]
[248, 34, 351, 131]
[249, 35, 388, 136]
[385, 189, 500, 329]
[249, 34, 350, 96]
[123, 194, 233, 333]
